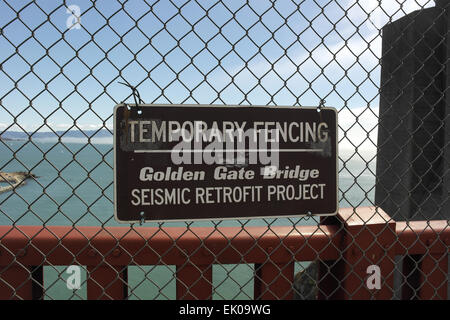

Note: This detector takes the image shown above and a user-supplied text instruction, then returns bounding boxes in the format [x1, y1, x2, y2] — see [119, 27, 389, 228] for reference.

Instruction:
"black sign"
[114, 104, 338, 223]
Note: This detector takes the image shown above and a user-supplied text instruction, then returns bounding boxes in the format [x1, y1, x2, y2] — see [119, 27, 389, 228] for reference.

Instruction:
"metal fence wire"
[0, 0, 449, 300]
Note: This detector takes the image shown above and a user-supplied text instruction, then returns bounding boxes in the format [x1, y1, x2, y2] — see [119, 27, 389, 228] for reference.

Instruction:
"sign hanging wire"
[318, 98, 326, 123]
[118, 80, 144, 110]
[118, 80, 145, 143]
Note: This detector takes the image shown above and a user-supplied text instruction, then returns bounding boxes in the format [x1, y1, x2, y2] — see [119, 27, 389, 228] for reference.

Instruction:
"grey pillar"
[375, 3, 450, 220]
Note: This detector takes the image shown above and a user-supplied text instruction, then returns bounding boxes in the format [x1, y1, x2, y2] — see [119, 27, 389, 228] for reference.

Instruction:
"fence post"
[401, 255, 421, 299]
[87, 265, 127, 300]
[176, 263, 212, 300]
[318, 215, 342, 299]
[319, 207, 397, 299]
[418, 251, 449, 299]
[254, 261, 294, 300]
[0, 264, 33, 300]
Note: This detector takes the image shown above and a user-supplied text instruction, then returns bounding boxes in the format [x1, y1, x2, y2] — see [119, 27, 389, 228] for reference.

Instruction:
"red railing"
[0, 207, 448, 300]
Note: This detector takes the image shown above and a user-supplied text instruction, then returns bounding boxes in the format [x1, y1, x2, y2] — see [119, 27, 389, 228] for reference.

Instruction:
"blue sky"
[0, 0, 435, 136]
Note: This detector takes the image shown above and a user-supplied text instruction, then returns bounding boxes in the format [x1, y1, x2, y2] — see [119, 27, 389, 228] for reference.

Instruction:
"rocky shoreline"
[293, 261, 318, 300]
[0, 171, 37, 194]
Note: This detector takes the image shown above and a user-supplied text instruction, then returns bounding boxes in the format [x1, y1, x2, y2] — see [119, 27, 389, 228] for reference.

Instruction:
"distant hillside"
[1, 129, 112, 141]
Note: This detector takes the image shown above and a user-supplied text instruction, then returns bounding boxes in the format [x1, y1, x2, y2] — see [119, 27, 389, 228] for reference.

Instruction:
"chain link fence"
[0, 0, 448, 300]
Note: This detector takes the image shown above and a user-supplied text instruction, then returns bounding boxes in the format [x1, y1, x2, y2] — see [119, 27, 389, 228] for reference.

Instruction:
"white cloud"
[348, 0, 435, 33]
[226, 1, 404, 97]
[0, 123, 35, 132]
[338, 106, 379, 160]
[49, 123, 74, 130]
[334, 0, 434, 161]
[47, 123, 110, 131]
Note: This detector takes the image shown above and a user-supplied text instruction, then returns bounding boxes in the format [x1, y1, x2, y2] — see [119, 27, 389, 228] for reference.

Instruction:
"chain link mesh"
[0, 0, 448, 300]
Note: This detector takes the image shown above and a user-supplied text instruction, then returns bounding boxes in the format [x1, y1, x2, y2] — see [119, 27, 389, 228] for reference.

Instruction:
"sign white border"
[113, 104, 339, 224]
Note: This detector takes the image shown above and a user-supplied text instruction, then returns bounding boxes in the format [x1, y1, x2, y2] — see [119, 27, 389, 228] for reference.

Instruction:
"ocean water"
[0, 139, 375, 299]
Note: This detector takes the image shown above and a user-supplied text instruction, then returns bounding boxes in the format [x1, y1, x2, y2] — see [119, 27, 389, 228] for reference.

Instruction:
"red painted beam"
[0, 208, 447, 300]
[0, 224, 341, 267]
[395, 220, 449, 255]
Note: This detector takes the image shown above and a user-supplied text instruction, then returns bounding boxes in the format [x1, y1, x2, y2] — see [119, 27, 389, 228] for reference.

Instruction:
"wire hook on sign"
[118, 80, 144, 110]
[318, 98, 326, 123]
[118, 80, 145, 140]
[318, 99, 326, 112]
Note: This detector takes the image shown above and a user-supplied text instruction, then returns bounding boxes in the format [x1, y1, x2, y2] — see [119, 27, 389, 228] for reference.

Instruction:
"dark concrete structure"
[376, 1, 450, 220]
